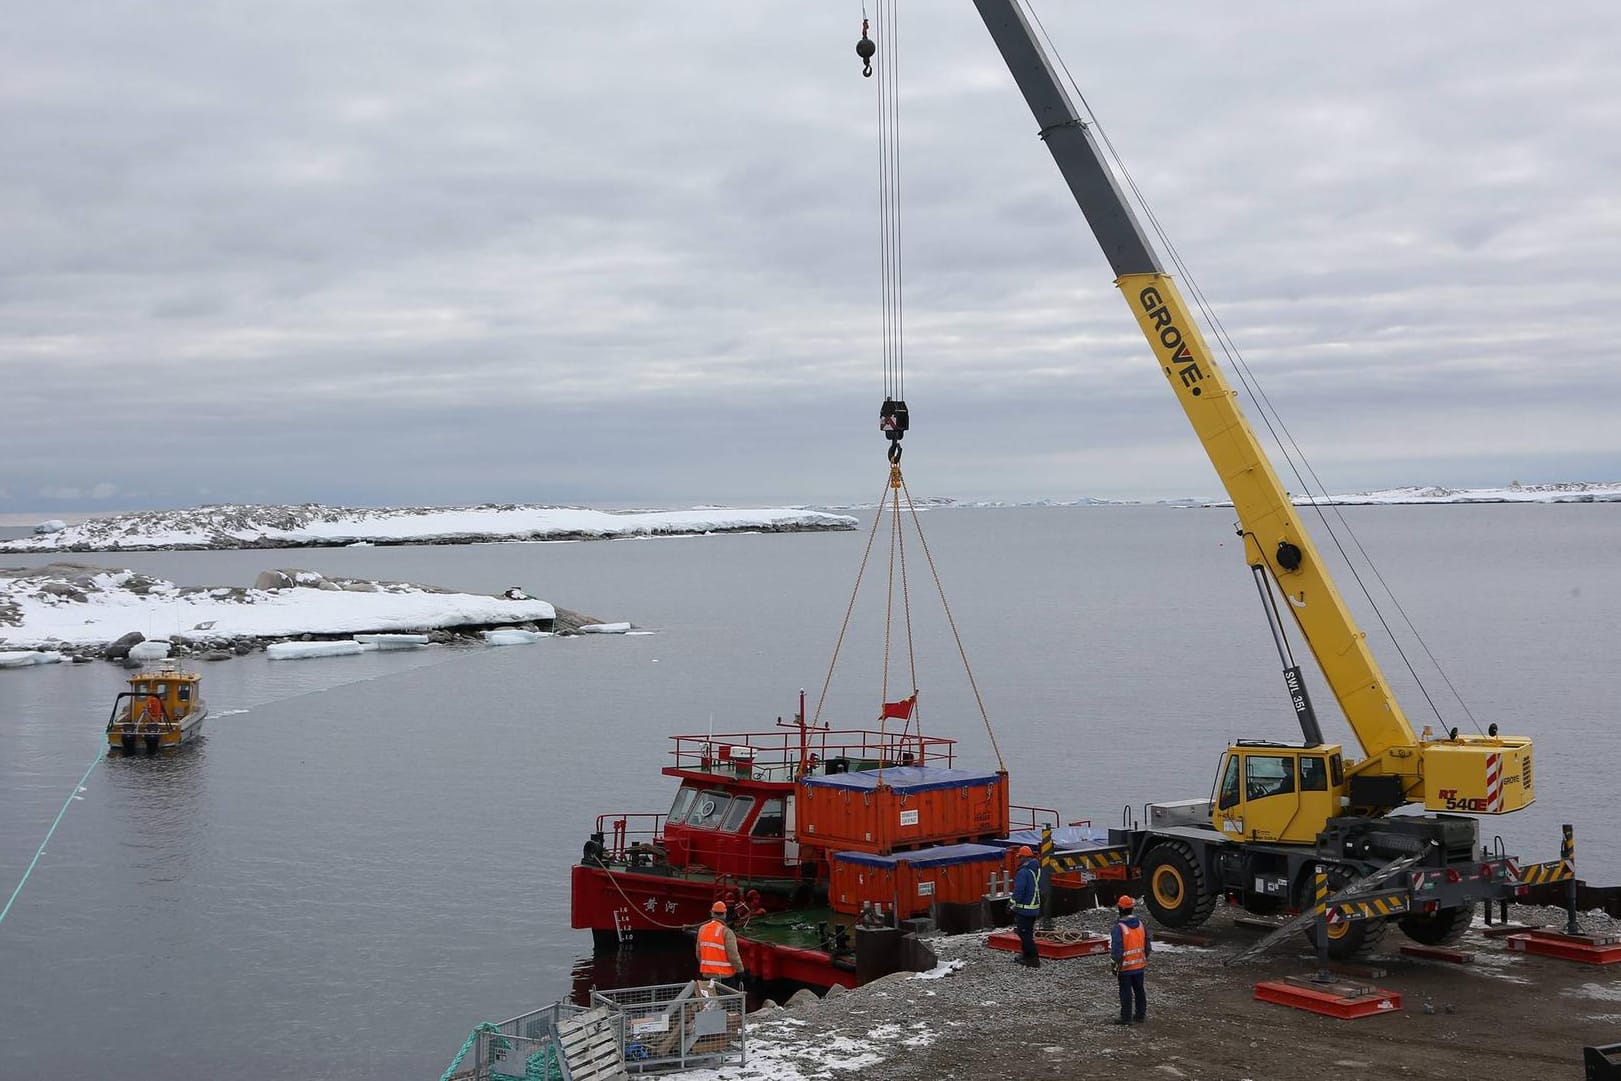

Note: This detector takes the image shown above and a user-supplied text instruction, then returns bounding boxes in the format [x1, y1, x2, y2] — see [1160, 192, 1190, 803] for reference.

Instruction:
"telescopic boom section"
[970, 0, 1420, 767]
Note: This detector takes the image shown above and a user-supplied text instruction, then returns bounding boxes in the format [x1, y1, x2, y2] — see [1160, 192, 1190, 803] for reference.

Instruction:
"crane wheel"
[1299, 866, 1390, 960]
[1141, 841, 1216, 929]
[1399, 906, 1472, 947]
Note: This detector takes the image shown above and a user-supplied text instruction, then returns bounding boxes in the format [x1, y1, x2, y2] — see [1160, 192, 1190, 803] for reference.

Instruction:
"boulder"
[104, 631, 145, 661]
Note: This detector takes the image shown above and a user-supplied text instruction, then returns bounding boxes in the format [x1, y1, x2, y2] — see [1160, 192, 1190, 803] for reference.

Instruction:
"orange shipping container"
[796, 766, 1009, 856]
[829, 843, 1008, 918]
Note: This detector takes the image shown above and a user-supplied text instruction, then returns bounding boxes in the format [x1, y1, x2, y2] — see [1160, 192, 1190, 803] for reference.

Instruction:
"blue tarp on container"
[995, 826, 1113, 850]
[799, 765, 1002, 795]
[832, 843, 1007, 869]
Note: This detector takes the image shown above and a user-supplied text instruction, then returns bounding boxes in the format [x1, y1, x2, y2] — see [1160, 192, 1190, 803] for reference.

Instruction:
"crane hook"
[856, 19, 875, 78]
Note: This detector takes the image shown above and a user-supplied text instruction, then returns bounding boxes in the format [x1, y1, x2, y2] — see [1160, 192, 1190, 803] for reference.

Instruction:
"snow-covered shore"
[0, 504, 859, 554]
[0, 563, 562, 652]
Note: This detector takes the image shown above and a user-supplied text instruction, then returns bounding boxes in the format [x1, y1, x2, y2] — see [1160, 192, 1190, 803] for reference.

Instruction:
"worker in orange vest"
[1109, 894, 1152, 1024]
[696, 901, 746, 990]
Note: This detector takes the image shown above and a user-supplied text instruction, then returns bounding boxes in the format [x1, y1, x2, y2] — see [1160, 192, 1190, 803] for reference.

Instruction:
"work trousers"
[1117, 969, 1146, 1022]
[1014, 912, 1039, 959]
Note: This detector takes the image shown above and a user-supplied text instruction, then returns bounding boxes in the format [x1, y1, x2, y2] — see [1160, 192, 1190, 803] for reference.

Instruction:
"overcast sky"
[4, 2, 1619, 515]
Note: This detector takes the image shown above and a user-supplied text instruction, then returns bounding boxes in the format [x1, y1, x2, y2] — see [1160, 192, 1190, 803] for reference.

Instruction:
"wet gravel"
[702, 901, 1621, 1081]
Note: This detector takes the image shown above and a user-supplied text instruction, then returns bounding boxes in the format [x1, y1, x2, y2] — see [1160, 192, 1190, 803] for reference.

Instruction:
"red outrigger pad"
[1254, 976, 1401, 1020]
[1504, 929, 1621, 965]
[984, 930, 1110, 960]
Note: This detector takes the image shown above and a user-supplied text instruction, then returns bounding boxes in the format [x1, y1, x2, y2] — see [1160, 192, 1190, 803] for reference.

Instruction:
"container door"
[783, 795, 799, 865]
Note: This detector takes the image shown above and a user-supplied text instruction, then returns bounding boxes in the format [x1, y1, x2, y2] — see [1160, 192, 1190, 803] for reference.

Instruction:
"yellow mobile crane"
[971, 2, 1546, 956]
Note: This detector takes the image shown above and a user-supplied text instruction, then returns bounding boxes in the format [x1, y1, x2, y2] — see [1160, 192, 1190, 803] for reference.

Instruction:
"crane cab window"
[1330, 754, 1344, 786]
[1300, 756, 1328, 792]
[1218, 757, 1242, 810]
[1245, 755, 1295, 800]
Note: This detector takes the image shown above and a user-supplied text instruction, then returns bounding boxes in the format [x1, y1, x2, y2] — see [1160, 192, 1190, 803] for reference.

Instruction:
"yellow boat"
[105, 662, 208, 754]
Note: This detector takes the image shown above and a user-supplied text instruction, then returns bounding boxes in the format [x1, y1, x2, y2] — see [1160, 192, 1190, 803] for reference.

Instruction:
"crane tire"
[1141, 841, 1216, 929]
[1399, 905, 1473, 947]
[1300, 866, 1390, 960]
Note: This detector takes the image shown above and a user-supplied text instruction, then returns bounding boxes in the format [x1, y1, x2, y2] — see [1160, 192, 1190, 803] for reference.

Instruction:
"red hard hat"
[711, 901, 728, 915]
[1117, 894, 1135, 909]
[1015, 845, 1034, 858]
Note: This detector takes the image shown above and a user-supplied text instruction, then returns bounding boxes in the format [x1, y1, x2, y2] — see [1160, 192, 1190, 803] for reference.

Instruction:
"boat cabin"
[125, 665, 201, 726]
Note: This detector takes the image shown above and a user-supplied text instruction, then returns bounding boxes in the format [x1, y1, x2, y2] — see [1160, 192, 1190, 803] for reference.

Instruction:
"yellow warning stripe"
[1049, 848, 1128, 872]
[1329, 890, 1410, 922]
[1516, 860, 1575, 885]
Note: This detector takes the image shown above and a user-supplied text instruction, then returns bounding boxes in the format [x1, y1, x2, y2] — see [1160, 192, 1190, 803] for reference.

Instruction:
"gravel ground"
[687, 902, 1621, 1081]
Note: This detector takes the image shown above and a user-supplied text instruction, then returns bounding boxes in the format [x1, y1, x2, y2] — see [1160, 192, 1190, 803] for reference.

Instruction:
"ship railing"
[596, 813, 667, 862]
[1009, 804, 1065, 831]
[669, 729, 958, 778]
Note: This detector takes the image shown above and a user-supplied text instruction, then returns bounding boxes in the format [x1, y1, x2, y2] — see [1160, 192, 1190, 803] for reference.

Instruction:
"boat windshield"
[719, 796, 754, 832]
[666, 787, 698, 826]
[751, 797, 785, 837]
[685, 791, 733, 830]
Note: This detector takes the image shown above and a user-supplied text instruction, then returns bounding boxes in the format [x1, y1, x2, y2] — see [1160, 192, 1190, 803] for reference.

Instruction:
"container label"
[918, 881, 935, 896]
[899, 809, 920, 827]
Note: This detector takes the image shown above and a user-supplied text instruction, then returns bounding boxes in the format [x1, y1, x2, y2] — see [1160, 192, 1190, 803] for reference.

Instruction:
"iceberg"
[482, 628, 550, 646]
[267, 641, 366, 661]
[0, 650, 65, 668]
[579, 622, 632, 634]
[353, 633, 430, 650]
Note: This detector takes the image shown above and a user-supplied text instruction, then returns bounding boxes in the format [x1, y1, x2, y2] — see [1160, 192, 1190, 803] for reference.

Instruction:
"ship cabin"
[650, 730, 961, 881]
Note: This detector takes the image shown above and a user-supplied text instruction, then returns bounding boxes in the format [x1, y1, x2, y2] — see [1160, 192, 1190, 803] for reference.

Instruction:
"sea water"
[1, 504, 1618, 1079]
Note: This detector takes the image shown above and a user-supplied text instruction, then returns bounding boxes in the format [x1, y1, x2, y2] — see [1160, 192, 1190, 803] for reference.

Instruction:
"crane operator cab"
[1211, 741, 1343, 845]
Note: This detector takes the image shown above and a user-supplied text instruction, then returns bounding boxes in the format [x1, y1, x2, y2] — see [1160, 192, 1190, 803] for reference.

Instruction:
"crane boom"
[970, 1, 1539, 793]
[964, 0, 1540, 956]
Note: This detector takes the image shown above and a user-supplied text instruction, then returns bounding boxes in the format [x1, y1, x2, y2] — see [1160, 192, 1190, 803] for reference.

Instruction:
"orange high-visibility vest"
[1118, 922, 1147, 972]
[697, 920, 734, 976]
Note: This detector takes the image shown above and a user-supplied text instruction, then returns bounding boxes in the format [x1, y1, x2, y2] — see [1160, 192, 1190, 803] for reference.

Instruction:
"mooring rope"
[0, 745, 106, 929]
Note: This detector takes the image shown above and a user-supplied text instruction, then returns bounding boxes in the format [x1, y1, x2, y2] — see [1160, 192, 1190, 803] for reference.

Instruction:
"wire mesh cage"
[590, 980, 747, 1072]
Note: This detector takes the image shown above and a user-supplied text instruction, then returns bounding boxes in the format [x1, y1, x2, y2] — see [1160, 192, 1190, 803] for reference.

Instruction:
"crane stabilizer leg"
[1224, 844, 1435, 966]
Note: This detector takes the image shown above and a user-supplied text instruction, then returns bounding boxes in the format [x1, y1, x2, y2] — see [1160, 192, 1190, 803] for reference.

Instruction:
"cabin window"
[686, 792, 732, 830]
[1245, 755, 1294, 799]
[666, 788, 697, 826]
[1300, 756, 1328, 791]
[720, 796, 755, 833]
[752, 798, 786, 838]
[1218, 756, 1242, 810]
[1329, 753, 1344, 786]
[179, 684, 191, 702]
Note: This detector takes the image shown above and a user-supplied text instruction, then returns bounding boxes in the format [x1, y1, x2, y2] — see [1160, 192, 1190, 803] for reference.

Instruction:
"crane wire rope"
[871, 0, 906, 404]
[1020, 0, 1477, 735]
[898, 470, 1004, 770]
[811, 474, 895, 729]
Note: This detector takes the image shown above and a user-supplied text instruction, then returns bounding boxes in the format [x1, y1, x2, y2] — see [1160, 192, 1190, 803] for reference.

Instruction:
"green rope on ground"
[440, 1022, 500, 1081]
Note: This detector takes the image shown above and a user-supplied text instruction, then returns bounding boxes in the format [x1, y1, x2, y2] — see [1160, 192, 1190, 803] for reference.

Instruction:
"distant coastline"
[0, 504, 858, 555]
[3, 484, 1617, 554]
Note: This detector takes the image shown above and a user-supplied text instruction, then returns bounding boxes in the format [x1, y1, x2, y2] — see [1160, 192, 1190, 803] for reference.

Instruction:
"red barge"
[571, 695, 1096, 988]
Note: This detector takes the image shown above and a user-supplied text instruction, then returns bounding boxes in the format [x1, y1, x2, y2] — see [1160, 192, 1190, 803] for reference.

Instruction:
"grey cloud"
[3, 2, 1619, 513]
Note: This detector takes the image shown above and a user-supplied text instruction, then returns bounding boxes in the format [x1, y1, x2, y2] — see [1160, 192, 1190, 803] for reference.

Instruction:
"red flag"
[880, 695, 916, 721]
